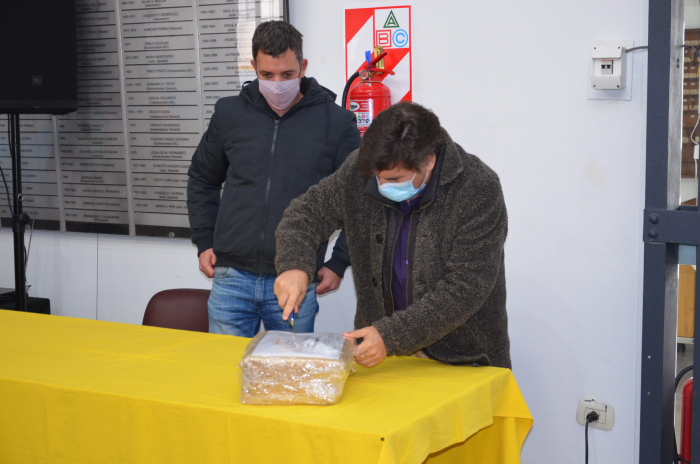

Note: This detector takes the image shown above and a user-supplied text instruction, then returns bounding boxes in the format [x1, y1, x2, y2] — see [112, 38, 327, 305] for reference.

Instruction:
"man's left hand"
[315, 266, 342, 295]
[343, 326, 387, 367]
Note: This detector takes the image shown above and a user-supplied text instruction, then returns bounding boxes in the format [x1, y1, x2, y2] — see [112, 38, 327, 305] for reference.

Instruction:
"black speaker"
[0, 1, 77, 115]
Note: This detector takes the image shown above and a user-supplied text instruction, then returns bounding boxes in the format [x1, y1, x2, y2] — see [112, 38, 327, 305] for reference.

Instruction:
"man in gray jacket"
[274, 101, 511, 369]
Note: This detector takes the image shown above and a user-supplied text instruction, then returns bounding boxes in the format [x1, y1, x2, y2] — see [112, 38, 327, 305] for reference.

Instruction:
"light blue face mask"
[376, 171, 430, 203]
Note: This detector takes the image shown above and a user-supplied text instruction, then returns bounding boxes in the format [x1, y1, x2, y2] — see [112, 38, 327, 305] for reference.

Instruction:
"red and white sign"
[345, 4, 412, 104]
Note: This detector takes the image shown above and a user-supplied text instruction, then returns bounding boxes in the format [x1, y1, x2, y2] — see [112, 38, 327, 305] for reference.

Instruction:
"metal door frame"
[640, 0, 700, 461]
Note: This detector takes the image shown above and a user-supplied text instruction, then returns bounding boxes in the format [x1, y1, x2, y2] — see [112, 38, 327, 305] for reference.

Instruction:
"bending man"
[274, 101, 511, 369]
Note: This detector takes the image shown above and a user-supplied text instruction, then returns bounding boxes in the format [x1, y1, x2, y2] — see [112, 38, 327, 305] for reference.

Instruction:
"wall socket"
[577, 399, 614, 431]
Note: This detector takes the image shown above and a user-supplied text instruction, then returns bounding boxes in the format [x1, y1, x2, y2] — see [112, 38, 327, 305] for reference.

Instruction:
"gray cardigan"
[276, 129, 511, 368]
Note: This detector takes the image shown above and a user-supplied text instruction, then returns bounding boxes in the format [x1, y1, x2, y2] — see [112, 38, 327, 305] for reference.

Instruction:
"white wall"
[0, 0, 649, 462]
[294, 0, 648, 461]
[0, 229, 98, 319]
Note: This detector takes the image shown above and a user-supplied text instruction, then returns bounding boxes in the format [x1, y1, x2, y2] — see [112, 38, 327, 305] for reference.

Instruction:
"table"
[0, 311, 532, 464]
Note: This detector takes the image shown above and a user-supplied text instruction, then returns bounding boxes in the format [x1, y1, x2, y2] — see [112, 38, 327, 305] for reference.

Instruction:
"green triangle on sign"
[383, 10, 399, 28]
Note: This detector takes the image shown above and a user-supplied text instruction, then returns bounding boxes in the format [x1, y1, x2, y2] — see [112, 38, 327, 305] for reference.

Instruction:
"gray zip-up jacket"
[276, 129, 511, 368]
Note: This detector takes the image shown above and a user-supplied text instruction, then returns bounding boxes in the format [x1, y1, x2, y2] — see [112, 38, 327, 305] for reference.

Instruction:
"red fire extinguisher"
[681, 377, 693, 463]
[342, 49, 394, 136]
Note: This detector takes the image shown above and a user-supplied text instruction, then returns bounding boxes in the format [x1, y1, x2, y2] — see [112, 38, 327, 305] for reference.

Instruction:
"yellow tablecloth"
[0, 311, 532, 464]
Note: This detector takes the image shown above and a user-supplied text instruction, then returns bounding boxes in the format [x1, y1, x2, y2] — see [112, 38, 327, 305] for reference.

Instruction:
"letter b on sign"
[376, 30, 391, 47]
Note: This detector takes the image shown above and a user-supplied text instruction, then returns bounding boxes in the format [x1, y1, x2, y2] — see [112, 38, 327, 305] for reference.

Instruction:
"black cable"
[0, 164, 11, 216]
[585, 411, 599, 464]
[8, 113, 29, 299]
[2, 114, 14, 216]
[25, 211, 34, 268]
[341, 71, 361, 109]
[585, 420, 589, 464]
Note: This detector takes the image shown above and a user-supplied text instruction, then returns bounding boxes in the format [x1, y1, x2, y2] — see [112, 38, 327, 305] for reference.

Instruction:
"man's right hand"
[274, 270, 309, 321]
[199, 248, 217, 278]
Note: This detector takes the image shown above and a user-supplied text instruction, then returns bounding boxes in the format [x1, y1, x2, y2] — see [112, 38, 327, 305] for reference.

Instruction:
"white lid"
[251, 331, 345, 360]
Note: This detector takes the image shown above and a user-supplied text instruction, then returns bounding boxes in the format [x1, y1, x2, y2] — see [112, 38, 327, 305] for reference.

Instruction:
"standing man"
[187, 21, 361, 337]
[274, 101, 511, 369]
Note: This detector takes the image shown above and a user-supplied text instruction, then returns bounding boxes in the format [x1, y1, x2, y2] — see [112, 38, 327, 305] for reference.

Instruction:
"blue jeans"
[208, 267, 319, 337]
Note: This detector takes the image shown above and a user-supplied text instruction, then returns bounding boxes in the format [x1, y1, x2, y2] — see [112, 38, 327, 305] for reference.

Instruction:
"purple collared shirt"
[391, 188, 426, 312]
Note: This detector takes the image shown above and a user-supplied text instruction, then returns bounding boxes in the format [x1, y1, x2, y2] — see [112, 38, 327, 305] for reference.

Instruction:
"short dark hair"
[359, 101, 442, 178]
[252, 21, 303, 63]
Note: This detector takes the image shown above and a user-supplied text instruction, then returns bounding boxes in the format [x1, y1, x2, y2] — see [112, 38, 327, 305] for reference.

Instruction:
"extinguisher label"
[350, 100, 374, 134]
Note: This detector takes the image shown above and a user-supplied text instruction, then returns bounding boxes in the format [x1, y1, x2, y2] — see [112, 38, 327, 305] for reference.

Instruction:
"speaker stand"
[8, 114, 30, 312]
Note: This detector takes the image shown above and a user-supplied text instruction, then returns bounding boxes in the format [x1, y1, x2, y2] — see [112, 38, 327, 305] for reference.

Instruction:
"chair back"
[142, 289, 210, 333]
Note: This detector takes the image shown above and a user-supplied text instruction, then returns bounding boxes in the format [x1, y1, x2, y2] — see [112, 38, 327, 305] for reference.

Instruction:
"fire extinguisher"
[677, 364, 694, 464]
[342, 49, 393, 136]
[681, 377, 693, 463]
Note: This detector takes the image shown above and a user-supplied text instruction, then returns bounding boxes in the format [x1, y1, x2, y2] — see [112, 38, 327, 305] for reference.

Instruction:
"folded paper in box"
[239, 331, 355, 405]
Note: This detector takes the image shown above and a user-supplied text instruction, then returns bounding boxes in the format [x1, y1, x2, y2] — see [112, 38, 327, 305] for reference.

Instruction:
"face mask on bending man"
[375, 155, 437, 203]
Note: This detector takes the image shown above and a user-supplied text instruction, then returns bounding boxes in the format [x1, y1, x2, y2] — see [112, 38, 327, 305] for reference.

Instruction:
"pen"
[289, 313, 295, 332]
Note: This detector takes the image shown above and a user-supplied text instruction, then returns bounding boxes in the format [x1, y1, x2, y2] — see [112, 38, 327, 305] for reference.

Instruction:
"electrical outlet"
[577, 399, 614, 431]
[588, 40, 634, 101]
[591, 43, 626, 90]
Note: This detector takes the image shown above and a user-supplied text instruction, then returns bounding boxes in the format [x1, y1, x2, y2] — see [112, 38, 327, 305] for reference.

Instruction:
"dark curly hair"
[359, 101, 442, 178]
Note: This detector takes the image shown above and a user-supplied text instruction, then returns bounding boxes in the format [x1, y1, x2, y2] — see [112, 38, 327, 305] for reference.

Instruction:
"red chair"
[142, 289, 210, 333]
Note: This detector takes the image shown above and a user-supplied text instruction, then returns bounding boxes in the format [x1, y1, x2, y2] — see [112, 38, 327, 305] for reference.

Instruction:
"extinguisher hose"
[676, 365, 693, 389]
[341, 72, 361, 110]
